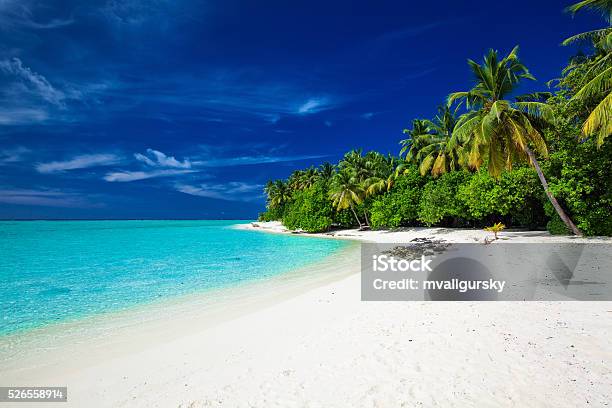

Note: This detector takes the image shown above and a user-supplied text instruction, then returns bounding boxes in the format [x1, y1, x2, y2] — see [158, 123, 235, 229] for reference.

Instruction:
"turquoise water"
[0, 220, 348, 335]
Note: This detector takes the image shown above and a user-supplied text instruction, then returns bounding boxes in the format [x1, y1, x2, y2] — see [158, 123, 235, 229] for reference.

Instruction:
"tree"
[399, 106, 466, 177]
[448, 46, 583, 235]
[563, 0, 612, 146]
[264, 180, 291, 209]
[329, 170, 365, 228]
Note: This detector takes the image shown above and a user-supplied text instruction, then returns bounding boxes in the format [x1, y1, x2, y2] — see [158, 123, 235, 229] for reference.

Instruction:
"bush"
[282, 181, 334, 232]
[547, 213, 571, 235]
[370, 166, 426, 229]
[543, 124, 612, 236]
[258, 205, 284, 221]
[457, 168, 546, 228]
[418, 170, 472, 226]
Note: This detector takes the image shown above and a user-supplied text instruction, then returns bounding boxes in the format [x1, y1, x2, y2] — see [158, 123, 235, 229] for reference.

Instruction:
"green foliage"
[418, 171, 472, 226]
[282, 182, 334, 232]
[544, 131, 612, 236]
[258, 6, 612, 236]
[370, 166, 426, 229]
[547, 213, 571, 235]
[457, 168, 546, 227]
[258, 205, 284, 222]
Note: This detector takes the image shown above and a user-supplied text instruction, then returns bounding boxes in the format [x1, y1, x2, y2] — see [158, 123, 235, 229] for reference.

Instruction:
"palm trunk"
[349, 204, 362, 228]
[525, 147, 582, 236]
[363, 209, 370, 228]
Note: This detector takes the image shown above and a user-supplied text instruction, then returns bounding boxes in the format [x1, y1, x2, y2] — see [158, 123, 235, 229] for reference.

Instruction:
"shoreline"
[0, 239, 360, 372]
[1, 222, 610, 407]
[238, 220, 612, 243]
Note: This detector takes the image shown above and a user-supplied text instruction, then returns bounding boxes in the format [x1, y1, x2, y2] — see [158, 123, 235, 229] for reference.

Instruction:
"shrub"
[418, 170, 472, 226]
[370, 166, 426, 229]
[282, 181, 334, 232]
[457, 168, 546, 228]
[258, 205, 285, 221]
[546, 213, 571, 235]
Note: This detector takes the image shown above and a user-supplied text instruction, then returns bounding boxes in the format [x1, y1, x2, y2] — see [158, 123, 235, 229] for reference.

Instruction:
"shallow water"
[0, 220, 348, 335]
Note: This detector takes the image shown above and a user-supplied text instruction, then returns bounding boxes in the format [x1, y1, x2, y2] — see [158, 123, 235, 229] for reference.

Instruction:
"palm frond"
[514, 101, 556, 125]
[583, 90, 612, 145]
[571, 66, 612, 102]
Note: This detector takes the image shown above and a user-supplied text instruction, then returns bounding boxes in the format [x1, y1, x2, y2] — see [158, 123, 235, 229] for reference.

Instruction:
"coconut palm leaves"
[562, 0, 612, 145]
[329, 170, 364, 228]
[399, 106, 465, 177]
[571, 65, 612, 145]
[264, 180, 291, 209]
[566, 0, 612, 24]
[449, 46, 582, 235]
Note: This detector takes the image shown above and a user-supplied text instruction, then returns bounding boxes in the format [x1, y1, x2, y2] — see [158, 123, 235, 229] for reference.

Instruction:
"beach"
[1, 222, 610, 407]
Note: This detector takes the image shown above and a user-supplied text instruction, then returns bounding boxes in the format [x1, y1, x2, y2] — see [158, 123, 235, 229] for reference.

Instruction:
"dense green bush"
[544, 133, 612, 236]
[282, 181, 334, 232]
[370, 167, 426, 229]
[457, 168, 546, 228]
[258, 205, 284, 222]
[418, 171, 472, 226]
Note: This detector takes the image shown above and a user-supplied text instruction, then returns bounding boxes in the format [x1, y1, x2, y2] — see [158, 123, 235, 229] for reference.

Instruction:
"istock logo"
[372, 254, 433, 272]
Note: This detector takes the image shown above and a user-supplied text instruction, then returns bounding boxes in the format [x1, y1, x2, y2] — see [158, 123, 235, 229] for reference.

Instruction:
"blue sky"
[0, 0, 603, 219]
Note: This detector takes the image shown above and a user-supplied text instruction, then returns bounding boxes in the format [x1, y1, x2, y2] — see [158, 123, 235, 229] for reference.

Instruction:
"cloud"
[362, 112, 375, 120]
[193, 154, 328, 167]
[0, 188, 101, 208]
[0, 146, 30, 164]
[134, 148, 191, 168]
[297, 97, 330, 114]
[0, 108, 49, 125]
[103, 169, 195, 182]
[0, 58, 66, 107]
[36, 153, 123, 174]
[175, 182, 262, 201]
[0, 1, 74, 30]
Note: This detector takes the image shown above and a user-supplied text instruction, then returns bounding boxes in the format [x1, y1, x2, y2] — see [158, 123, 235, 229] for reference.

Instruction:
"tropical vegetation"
[259, 1, 612, 236]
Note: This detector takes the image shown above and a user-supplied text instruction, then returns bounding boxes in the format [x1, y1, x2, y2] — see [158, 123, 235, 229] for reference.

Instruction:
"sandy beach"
[2, 223, 611, 407]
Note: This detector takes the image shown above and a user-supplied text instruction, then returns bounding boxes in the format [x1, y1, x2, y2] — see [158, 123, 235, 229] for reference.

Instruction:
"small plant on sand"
[484, 222, 506, 240]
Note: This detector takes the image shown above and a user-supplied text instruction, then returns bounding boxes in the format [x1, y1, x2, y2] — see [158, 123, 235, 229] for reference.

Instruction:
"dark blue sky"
[0, 0, 603, 219]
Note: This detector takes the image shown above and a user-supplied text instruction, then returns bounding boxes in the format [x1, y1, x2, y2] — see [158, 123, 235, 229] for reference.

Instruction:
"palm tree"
[319, 162, 336, 182]
[399, 106, 466, 177]
[265, 180, 291, 209]
[329, 170, 365, 228]
[563, 0, 612, 146]
[566, 0, 612, 24]
[448, 46, 583, 236]
[399, 119, 430, 161]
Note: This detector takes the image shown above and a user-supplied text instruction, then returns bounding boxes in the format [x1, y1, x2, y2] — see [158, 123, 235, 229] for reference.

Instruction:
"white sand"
[2, 223, 611, 407]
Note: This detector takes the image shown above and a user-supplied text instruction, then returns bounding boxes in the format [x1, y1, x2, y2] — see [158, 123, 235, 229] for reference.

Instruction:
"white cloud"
[0, 107, 48, 124]
[0, 188, 100, 208]
[175, 182, 262, 201]
[193, 153, 327, 167]
[104, 169, 195, 182]
[36, 153, 123, 173]
[297, 97, 329, 114]
[0, 146, 30, 164]
[134, 148, 191, 168]
[0, 58, 66, 107]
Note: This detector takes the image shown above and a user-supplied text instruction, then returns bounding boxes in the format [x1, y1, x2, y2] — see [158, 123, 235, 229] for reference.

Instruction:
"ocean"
[0, 220, 348, 335]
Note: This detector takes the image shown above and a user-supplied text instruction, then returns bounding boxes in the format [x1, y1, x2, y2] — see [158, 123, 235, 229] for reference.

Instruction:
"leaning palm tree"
[329, 170, 365, 228]
[448, 46, 583, 236]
